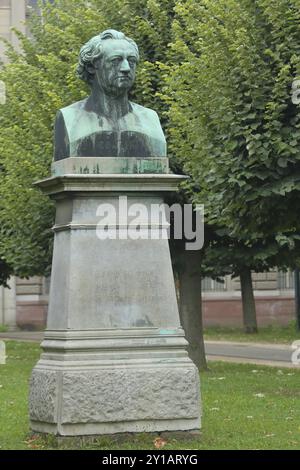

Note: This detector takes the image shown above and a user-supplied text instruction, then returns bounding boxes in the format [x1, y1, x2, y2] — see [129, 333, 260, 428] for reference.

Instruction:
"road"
[205, 340, 298, 368]
[0, 331, 299, 368]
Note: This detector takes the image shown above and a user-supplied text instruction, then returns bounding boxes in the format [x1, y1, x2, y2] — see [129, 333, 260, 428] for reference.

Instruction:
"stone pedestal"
[29, 159, 201, 436]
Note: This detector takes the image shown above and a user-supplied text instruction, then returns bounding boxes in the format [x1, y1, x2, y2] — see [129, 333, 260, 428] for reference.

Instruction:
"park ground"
[0, 340, 299, 450]
[204, 321, 300, 344]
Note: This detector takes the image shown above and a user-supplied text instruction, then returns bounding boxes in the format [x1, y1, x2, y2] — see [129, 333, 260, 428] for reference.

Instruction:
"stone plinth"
[29, 168, 201, 436]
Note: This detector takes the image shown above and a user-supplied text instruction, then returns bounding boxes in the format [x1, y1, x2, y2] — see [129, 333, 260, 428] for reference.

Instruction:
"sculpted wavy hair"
[77, 29, 139, 85]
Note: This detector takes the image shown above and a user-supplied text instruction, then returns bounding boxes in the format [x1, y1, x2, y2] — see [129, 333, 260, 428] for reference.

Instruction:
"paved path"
[0, 331, 44, 342]
[0, 331, 299, 368]
[205, 340, 298, 368]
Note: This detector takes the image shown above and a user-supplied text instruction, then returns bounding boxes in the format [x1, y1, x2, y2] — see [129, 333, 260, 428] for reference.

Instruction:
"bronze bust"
[54, 29, 166, 160]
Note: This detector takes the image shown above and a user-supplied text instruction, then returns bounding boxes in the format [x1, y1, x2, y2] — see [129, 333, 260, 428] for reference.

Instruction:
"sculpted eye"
[111, 57, 122, 64]
[128, 58, 137, 66]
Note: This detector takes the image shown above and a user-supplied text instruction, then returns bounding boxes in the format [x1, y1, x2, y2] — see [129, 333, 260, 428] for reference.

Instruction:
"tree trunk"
[294, 269, 300, 331]
[178, 249, 208, 370]
[170, 231, 207, 371]
[240, 268, 258, 334]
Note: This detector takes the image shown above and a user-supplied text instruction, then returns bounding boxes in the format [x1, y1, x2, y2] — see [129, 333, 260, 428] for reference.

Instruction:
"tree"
[169, 199, 208, 369]
[0, 0, 209, 368]
[201, 231, 279, 334]
[0, 258, 13, 288]
[0, 0, 176, 279]
[2, 0, 211, 369]
[163, 0, 300, 331]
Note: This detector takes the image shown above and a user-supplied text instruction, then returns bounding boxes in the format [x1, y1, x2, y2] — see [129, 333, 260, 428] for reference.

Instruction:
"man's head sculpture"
[77, 29, 139, 95]
[54, 29, 166, 160]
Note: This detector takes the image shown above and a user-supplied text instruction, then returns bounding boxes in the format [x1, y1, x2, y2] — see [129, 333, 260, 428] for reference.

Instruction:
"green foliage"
[1, 0, 300, 283]
[163, 0, 300, 275]
[0, 0, 176, 281]
[0, 259, 13, 288]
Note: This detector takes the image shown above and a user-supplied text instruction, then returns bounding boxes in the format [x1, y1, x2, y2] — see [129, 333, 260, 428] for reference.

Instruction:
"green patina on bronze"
[54, 30, 167, 164]
[52, 157, 169, 176]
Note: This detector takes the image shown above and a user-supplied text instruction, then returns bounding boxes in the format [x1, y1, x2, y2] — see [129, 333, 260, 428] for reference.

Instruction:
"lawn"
[0, 341, 299, 450]
[204, 321, 300, 344]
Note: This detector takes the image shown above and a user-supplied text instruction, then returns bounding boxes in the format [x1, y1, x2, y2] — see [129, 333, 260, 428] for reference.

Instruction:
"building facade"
[1, 271, 296, 330]
[202, 271, 295, 327]
[0, 0, 27, 328]
[0, 0, 26, 63]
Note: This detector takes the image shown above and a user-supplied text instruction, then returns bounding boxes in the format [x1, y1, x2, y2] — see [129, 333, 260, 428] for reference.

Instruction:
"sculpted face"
[94, 39, 138, 97]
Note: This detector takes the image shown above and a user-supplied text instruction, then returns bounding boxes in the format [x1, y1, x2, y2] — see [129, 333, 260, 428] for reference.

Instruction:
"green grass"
[0, 325, 8, 333]
[0, 341, 299, 450]
[204, 321, 300, 344]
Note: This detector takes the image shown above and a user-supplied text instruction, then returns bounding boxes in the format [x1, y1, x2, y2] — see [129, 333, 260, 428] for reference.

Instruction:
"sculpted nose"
[120, 59, 130, 73]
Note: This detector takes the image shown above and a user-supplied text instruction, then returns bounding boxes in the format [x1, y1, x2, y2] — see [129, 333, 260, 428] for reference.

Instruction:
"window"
[202, 277, 226, 292]
[278, 271, 294, 290]
[0, 2, 10, 35]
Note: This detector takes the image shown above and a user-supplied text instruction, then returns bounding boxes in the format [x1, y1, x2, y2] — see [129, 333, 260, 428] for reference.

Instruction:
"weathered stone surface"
[29, 361, 201, 434]
[42, 190, 181, 331]
[29, 370, 57, 423]
[31, 418, 200, 436]
[29, 175, 202, 435]
[35, 173, 187, 196]
[61, 368, 199, 423]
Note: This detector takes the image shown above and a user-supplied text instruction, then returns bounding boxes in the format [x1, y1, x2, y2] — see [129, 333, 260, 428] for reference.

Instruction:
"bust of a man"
[54, 29, 166, 160]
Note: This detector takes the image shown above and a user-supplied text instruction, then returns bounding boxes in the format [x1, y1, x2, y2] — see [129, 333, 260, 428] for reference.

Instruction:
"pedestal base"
[30, 329, 201, 436]
[30, 172, 201, 436]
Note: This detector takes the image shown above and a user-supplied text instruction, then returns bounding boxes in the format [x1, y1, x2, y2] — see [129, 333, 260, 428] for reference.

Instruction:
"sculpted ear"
[89, 58, 101, 73]
[87, 64, 96, 76]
